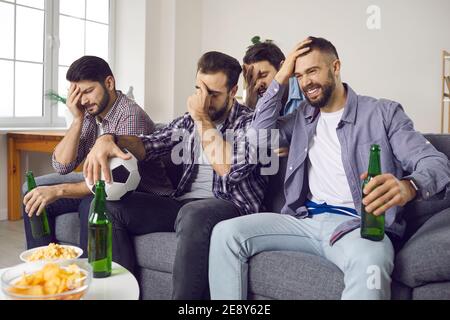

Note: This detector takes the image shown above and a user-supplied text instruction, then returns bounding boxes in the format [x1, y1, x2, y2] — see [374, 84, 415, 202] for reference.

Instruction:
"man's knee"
[175, 202, 210, 236]
[349, 242, 394, 274]
[175, 200, 227, 233]
[211, 218, 247, 252]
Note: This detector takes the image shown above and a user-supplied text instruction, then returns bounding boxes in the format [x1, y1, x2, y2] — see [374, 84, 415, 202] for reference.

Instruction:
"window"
[0, 0, 113, 128]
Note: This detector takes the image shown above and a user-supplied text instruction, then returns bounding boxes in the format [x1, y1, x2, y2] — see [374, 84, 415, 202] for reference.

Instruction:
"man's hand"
[361, 173, 417, 216]
[243, 64, 261, 109]
[66, 83, 84, 121]
[24, 186, 61, 218]
[187, 80, 212, 122]
[275, 39, 312, 85]
[83, 134, 131, 185]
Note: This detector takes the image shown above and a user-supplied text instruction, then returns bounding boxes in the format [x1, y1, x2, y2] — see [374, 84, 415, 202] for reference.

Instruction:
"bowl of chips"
[20, 243, 83, 262]
[1, 260, 92, 300]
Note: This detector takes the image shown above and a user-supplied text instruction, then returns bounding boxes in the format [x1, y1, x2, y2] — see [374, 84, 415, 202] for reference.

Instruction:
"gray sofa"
[28, 134, 450, 300]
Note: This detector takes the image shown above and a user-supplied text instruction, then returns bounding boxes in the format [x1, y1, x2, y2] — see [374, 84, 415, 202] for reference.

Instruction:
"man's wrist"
[274, 73, 290, 85]
[402, 178, 419, 201]
[101, 133, 118, 144]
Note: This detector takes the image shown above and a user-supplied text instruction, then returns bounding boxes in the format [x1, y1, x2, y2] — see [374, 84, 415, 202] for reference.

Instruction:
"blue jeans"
[208, 213, 394, 300]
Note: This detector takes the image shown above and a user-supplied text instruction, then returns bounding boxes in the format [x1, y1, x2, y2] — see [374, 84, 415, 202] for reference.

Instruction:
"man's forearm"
[251, 80, 286, 131]
[117, 136, 146, 161]
[54, 119, 83, 164]
[58, 181, 91, 199]
[198, 120, 232, 177]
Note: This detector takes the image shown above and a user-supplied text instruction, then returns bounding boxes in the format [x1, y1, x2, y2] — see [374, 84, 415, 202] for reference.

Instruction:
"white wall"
[114, 0, 202, 123]
[114, 0, 147, 108]
[201, 0, 450, 133]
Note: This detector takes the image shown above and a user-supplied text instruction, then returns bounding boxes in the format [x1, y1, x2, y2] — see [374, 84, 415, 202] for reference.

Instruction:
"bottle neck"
[93, 187, 107, 217]
[367, 150, 381, 177]
[26, 173, 37, 190]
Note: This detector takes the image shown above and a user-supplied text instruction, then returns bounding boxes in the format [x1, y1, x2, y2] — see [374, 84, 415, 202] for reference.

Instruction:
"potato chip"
[7, 263, 87, 299]
[27, 243, 79, 262]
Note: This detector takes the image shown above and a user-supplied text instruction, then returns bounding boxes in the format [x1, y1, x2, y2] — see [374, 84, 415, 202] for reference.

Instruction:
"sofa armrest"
[22, 172, 84, 195]
[393, 208, 450, 288]
[402, 188, 450, 240]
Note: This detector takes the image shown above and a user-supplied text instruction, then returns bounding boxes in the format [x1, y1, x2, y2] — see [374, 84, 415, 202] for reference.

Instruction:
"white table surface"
[0, 261, 140, 300]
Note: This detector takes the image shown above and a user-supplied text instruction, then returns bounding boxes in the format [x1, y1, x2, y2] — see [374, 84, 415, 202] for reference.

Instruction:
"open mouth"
[306, 86, 321, 100]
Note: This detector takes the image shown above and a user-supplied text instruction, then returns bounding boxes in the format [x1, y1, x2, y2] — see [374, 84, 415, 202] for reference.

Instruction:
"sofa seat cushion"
[394, 208, 450, 288]
[134, 232, 177, 273]
[248, 251, 344, 300]
[55, 212, 80, 246]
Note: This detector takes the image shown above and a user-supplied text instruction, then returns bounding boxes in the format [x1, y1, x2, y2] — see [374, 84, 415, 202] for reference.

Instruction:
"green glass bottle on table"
[26, 171, 51, 239]
[88, 180, 112, 278]
[361, 144, 385, 241]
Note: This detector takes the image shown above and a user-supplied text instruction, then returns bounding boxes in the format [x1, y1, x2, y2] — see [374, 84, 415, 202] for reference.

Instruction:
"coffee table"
[0, 261, 140, 300]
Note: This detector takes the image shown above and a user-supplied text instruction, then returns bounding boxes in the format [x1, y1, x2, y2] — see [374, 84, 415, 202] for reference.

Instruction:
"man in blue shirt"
[243, 42, 305, 115]
[209, 37, 450, 300]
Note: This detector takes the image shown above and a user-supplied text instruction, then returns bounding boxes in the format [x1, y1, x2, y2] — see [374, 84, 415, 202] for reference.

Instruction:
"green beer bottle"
[26, 171, 51, 239]
[88, 181, 112, 278]
[361, 144, 385, 241]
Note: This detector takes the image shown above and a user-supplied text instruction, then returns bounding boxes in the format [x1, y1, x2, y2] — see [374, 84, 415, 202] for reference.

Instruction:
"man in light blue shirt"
[209, 37, 450, 300]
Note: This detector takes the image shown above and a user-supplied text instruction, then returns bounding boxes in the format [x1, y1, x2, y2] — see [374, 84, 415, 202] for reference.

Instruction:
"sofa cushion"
[134, 232, 177, 273]
[138, 268, 173, 300]
[412, 282, 450, 300]
[394, 208, 450, 288]
[55, 212, 80, 246]
[248, 251, 344, 300]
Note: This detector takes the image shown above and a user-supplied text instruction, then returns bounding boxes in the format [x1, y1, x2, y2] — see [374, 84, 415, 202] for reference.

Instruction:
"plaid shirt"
[142, 101, 268, 215]
[52, 92, 173, 194]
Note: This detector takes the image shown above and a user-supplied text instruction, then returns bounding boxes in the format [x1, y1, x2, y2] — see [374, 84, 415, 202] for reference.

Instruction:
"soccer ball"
[85, 151, 141, 201]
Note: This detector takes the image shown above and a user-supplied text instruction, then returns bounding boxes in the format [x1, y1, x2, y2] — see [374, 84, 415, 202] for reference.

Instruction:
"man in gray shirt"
[208, 37, 450, 300]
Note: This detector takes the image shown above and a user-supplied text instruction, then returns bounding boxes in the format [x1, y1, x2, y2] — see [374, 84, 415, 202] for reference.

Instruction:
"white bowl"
[20, 245, 83, 263]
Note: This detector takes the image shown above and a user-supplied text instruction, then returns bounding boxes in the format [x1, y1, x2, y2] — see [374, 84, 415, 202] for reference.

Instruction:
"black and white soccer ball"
[85, 151, 141, 201]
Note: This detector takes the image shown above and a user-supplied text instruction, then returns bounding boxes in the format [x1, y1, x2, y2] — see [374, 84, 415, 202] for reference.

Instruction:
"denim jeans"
[209, 213, 394, 300]
[78, 192, 241, 300]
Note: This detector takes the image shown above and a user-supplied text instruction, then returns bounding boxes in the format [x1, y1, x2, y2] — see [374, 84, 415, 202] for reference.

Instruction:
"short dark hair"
[66, 56, 114, 84]
[306, 36, 339, 60]
[197, 52, 242, 91]
[243, 42, 286, 71]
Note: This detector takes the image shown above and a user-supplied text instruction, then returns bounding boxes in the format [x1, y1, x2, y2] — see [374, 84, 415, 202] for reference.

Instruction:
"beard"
[303, 70, 335, 109]
[86, 85, 110, 116]
[208, 96, 230, 122]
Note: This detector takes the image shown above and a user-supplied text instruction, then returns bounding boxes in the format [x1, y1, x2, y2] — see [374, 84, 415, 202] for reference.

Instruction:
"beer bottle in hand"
[88, 180, 112, 278]
[26, 171, 51, 239]
[361, 144, 385, 241]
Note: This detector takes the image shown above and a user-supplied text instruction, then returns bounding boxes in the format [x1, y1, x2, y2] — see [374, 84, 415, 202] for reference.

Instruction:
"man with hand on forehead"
[80, 51, 268, 300]
[22, 56, 171, 254]
[208, 37, 450, 300]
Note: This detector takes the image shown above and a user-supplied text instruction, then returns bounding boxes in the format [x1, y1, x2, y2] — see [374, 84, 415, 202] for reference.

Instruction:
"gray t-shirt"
[177, 123, 223, 200]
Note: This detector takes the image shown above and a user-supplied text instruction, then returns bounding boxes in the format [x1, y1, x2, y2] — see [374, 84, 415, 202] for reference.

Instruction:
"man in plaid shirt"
[23, 56, 172, 252]
[82, 52, 269, 299]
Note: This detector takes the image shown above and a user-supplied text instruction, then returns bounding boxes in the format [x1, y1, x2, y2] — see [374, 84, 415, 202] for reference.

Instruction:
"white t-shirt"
[307, 109, 355, 209]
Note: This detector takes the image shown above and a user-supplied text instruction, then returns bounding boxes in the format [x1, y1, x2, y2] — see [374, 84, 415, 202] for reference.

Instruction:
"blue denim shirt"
[252, 80, 450, 242]
[282, 77, 305, 115]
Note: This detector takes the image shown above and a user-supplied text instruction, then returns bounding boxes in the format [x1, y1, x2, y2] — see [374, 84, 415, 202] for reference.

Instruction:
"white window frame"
[0, 0, 115, 128]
